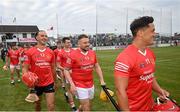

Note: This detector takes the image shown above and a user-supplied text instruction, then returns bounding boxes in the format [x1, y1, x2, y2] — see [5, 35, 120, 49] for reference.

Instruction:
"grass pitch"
[0, 46, 179, 111]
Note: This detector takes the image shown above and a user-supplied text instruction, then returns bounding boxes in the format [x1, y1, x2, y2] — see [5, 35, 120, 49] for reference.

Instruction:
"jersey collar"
[37, 48, 46, 52]
[131, 44, 147, 56]
[78, 48, 88, 55]
[138, 49, 147, 56]
[57, 48, 61, 52]
[64, 48, 70, 53]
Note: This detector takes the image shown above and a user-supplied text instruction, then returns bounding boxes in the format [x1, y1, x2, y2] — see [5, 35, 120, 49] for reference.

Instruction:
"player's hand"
[158, 89, 170, 101]
[100, 80, 106, 86]
[69, 70, 72, 74]
[3, 65, 8, 71]
[70, 84, 77, 96]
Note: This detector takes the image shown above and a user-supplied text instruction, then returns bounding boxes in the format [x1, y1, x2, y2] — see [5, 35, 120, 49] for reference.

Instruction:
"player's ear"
[78, 40, 80, 46]
[138, 29, 144, 37]
[35, 36, 39, 41]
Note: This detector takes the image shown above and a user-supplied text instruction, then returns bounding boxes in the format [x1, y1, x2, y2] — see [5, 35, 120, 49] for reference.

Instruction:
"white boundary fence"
[92, 43, 178, 51]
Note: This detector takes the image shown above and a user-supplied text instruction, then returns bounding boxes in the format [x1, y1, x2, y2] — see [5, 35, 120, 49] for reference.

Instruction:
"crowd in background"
[0, 33, 180, 62]
[66, 33, 180, 47]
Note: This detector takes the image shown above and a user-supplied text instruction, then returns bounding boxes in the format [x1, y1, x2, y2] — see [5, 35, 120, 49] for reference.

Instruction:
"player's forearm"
[116, 89, 130, 111]
[96, 69, 105, 85]
[22, 64, 29, 74]
[95, 63, 105, 85]
[152, 78, 163, 94]
[51, 64, 57, 82]
[56, 63, 64, 71]
[52, 70, 56, 82]
[114, 76, 129, 110]
[64, 69, 75, 87]
[5, 56, 9, 66]
[18, 57, 21, 64]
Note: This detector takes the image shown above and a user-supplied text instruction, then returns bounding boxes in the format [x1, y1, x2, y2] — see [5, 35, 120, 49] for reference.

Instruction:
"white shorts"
[10, 64, 20, 70]
[56, 68, 61, 72]
[20, 57, 25, 61]
[65, 79, 69, 84]
[76, 86, 94, 100]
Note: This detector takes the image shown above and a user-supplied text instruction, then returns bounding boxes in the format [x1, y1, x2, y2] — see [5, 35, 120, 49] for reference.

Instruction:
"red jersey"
[23, 47, 55, 87]
[18, 47, 24, 53]
[21, 48, 29, 58]
[57, 48, 74, 67]
[114, 44, 156, 111]
[7, 49, 20, 65]
[64, 48, 97, 88]
[54, 48, 61, 60]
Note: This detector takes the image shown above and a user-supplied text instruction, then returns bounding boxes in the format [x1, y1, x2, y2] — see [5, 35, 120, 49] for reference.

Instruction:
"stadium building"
[0, 25, 39, 45]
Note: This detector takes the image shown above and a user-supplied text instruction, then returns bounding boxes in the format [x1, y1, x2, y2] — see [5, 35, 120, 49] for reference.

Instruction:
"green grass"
[0, 46, 179, 111]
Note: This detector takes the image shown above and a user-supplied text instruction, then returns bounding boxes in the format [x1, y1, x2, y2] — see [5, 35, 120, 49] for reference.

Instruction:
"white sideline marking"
[102, 59, 178, 69]
[156, 59, 173, 62]
[0, 59, 178, 81]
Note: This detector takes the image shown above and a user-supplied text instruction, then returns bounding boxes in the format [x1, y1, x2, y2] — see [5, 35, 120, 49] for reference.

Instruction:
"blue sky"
[0, 0, 180, 37]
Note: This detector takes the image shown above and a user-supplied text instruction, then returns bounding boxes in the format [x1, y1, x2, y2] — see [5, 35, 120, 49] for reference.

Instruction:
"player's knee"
[47, 103, 55, 111]
[83, 106, 90, 111]
[10, 70, 14, 74]
[82, 102, 90, 111]
[35, 101, 41, 111]
[35, 100, 41, 106]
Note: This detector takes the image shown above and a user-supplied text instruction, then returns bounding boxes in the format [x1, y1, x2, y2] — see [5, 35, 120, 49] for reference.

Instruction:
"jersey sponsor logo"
[81, 64, 94, 70]
[115, 62, 129, 73]
[35, 62, 50, 66]
[139, 73, 154, 83]
[11, 55, 18, 58]
[35, 59, 51, 67]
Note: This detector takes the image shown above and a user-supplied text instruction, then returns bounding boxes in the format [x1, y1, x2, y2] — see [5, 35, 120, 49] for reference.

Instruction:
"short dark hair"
[62, 37, 70, 43]
[78, 34, 88, 41]
[57, 40, 61, 44]
[11, 42, 16, 47]
[24, 43, 30, 48]
[130, 16, 154, 36]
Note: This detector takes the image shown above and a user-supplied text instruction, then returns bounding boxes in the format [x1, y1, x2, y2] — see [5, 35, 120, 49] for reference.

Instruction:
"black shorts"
[35, 83, 55, 96]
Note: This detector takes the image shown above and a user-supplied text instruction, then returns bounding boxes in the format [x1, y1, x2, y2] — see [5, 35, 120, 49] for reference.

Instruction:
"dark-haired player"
[56, 37, 77, 111]
[64, 34, 105, 111]
[3, 42, 21, 84]
[114, 16, 169, 111]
